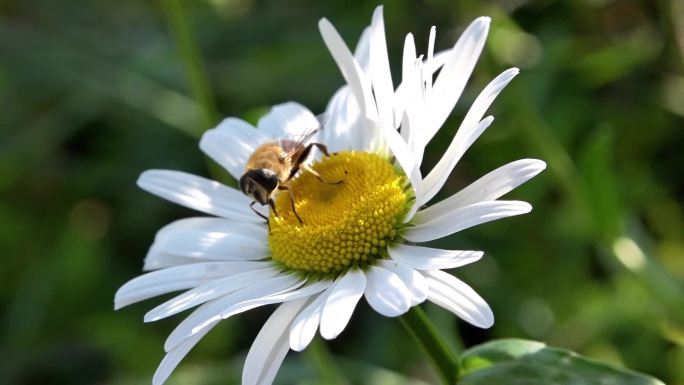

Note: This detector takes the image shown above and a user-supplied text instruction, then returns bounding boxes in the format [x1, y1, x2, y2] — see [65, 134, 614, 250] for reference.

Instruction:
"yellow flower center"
[269, 151, 410, 277]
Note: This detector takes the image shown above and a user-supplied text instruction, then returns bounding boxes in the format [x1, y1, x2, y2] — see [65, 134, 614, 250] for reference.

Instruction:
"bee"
[239, 126, 338, 225]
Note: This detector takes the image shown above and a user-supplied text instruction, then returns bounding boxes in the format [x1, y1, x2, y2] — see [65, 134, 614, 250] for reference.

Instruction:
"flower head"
[115, 6, 545, 385]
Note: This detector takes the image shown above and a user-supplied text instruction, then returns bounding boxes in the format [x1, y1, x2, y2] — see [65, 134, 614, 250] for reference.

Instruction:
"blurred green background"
[1, 0, 683, 384]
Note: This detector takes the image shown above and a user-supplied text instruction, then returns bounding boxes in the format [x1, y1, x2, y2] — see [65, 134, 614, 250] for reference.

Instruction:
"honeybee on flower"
[115, 6, 545, 385]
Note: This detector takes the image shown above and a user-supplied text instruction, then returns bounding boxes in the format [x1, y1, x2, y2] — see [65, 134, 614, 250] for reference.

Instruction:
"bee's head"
[239, 169, 279, 205]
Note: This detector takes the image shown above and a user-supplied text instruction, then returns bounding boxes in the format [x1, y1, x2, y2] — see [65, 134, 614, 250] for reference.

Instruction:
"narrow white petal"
[319, 269, 366, 340]
[152, 228, 267, 261]
[364, 266, 420, 317]
[364, 265, 412, 316]
[143, 251, 198, 271]
[146, 217, 267, 262]
[211, 116, 270, 142]
[144, 267, 280, 322]
[389, 244, 483, 271]
[403, 200, 532, 242]
[257, 102, 320, 139]
[137, 170, 258, 222]
[322, 86, 356, 152]
[221, 280, 329, 321]
[424, 270, 493, 328]
[419, 116, 493, 205]
[396, 33, 417, 131]
[354, 27, 371, 73]
[116, 282, 196, 311]
[114, 261, 270, 309]
[369, 6, 395, 124]
[152, 327, 210, 385]
[418, 159, 546, 222]
[154, 217, 267, 240]
[402, 59, 427, 165]
[289, 291, 329, 351]
[164, 274, 304, 351]
[421, 68, 519, 204]
[425, 26, 436, 93]
[425, 50, 450, 78]
[243, 299, 309, 385]
[378, 260, 428, 305]
[199, 118, 266, 181]
[380, 120, 422, 220]
[319, 18, 377, 119]
[424, 17, 490, 143]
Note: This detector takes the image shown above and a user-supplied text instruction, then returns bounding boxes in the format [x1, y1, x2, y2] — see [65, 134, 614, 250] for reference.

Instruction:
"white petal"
[289, 291, 329, 351]
[199, 118, 267, 181]
[257, 102, 320, 139]
[143, 250, 201, 270]
[424, 50, 450, 79]
[369, 6, 395, 125]
[424, 17, 490, 143]
[221, 279, 329, 321]
[425, 26, 436, 94]
[114, 261, 270, 309]
[421, 68, 519, 204]
[154, 216, 267, 241]
[152, 227, 267, 261]
[137, 170, 258, 222]
[144, 267, 280, 322]
[152, 327, 210, 385]
[243, 298, 309, 385]
[420, 116, 493, 206]
[322, 86, 355, 152]
[378, 260, 428, 305]
[424, 270, 493, 328]
[319, 18, 377, 119]
[388, 244, 483, 271]
[164, 274, 304, 351]
[396, 33, 417, 132]
[145, 217, 267, 262]
[379, 118, 422, 220]
[418, 159, 546, 222]
[404, 200, 532, 242]
[364, 265, 412, 317]
[319, 269, 366, 340]
[354, 27, 371, 73]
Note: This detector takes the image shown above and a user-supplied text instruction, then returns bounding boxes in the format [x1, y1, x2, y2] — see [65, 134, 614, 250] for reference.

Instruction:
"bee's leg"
[268, 198, 279, 218]
[250, 201, 271, 232]
[289, 191, 303, 224]
[303, 165, 345, 185]
[310, 143, 331, 157]
[250, 201, 269, 221]
[278, 185, 303, 224]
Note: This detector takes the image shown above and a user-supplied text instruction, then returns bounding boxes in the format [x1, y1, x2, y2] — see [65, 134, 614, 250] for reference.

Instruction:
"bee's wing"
[279, 124, 320, 156]
[277, 125, 323, 179]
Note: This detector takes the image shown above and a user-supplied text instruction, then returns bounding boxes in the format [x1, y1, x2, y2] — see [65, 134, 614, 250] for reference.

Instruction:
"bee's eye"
[262, 172, 279, 191]
[239, 174, 253, 195]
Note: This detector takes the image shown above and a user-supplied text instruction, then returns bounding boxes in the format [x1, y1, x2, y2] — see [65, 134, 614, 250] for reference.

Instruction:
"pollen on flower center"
[269, 151, 410, 276]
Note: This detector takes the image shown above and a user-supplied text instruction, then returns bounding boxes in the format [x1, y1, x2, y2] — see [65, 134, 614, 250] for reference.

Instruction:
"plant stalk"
[162, 0, 219, 133]
[399, 306, 461, 385]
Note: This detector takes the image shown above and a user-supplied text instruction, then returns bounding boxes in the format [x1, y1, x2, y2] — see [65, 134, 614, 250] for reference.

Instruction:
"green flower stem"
[162, 0, 233, 185]
[400, 306, 461, 385]
[306, 338, 347, 385]
[162, 0, 219, 133]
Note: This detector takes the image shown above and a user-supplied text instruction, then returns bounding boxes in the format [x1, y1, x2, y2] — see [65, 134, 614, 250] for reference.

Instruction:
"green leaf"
[459, 339, 665, 385]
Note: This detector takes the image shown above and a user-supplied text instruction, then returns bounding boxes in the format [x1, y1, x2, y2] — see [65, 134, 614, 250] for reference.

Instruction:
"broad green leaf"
[459, 339, 665, 385]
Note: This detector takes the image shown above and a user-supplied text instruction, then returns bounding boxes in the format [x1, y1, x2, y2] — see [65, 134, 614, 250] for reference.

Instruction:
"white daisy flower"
[115, 6, 545, 385]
